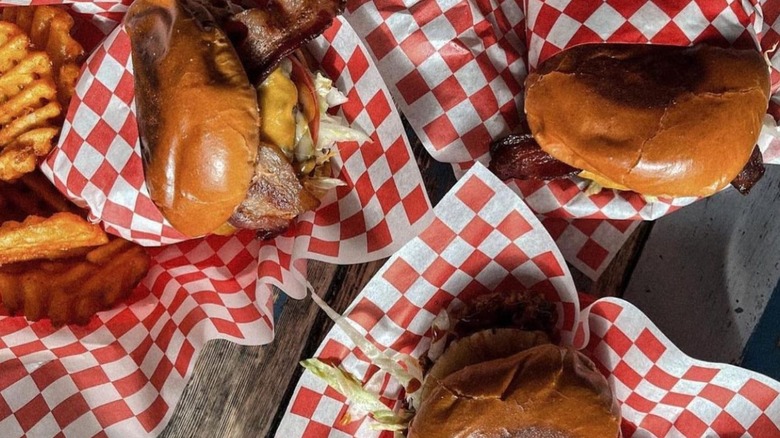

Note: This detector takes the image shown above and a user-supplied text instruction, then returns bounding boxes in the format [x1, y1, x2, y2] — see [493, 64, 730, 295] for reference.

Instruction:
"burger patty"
[228, 142, 320, 239]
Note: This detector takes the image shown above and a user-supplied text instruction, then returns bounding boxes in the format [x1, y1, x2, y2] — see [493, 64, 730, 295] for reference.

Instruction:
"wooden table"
[158, 119, 780, 437]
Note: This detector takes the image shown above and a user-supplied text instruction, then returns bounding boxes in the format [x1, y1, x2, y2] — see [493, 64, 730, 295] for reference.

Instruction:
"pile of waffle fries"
[0, 6, 150, 326]
[0, 6, 83, 181]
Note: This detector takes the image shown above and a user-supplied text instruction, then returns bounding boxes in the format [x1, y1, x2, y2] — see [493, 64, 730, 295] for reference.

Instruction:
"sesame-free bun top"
[127, 0, 260, 237]
[408, 335, 620, 438]
[524, 43, 771, 197]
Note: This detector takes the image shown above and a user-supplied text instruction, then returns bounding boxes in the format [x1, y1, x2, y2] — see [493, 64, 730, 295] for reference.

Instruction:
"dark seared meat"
[229, 142, 320, 239]
[731, 146, 765, 195]
[488, 121, 579, 181]
[448, 290, 557, 341]
[190, 0, 345, 84]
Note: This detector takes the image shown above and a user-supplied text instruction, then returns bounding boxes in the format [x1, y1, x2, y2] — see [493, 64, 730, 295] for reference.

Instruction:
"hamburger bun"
[408, 340, 621, 438]
[524, 43, 771, 197]
[420, 328, 551, 402]
[126, 0, 259, 237]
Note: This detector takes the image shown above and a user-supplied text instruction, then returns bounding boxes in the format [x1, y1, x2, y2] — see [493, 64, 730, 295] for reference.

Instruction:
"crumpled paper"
[0, 3, 433, 437]
[277, 162, 780, 437]
[341, 0, 780, 278]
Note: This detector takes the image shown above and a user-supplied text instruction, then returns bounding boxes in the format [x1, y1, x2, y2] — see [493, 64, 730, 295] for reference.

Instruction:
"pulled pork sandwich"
[126, 0, 366, 238]
[303, 290, 621, 437]
[490, 43, 771, 197]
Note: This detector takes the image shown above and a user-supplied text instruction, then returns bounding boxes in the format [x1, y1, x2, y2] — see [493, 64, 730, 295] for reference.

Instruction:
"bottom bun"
[408, 343, 621, 438]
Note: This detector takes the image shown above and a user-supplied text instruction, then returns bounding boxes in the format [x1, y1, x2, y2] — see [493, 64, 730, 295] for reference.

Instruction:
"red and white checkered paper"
[0, 3, 433, 437]
[342, 0, 780, 278]
[277, 163, 780, 438]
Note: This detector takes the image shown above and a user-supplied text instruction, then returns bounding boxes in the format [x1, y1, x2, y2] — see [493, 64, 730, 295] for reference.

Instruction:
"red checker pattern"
[44, 4, 432, 269]
[1, 232, 274, 437]
[291, 18, 432, 266]
[277, 164, 588, 437]
[583, 298, 780, 438]
[6, 14, 431, 437]
[278, 167, 780, 437]
[347, 0, 780, 284]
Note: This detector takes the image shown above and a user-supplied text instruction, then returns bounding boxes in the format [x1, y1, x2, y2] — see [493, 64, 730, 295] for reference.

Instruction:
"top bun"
[127, 0, 260, 237]
[524, 43, 770, 197]
[408, 342, 621, 438]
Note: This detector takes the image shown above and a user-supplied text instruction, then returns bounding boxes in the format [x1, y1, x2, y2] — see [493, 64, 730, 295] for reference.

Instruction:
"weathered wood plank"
[159, 259, 385, 438]
[160, 120, 455, 438]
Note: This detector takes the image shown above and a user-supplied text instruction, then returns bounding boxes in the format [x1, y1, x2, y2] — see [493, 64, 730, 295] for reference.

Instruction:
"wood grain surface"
[159, 123, 464, 438]
[159, 123, 653, 438]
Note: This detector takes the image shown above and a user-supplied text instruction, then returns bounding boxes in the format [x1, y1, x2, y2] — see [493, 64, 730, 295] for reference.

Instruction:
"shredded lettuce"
[301, 359, 413, 431]
[306, 287, 424, 429]
[311, 69, 371, 152]
[309, 290, 423, 392]
[303, 177, 347, 198]
[317, 113, 371, 151]
[294, 111, 315, 163]
[583, 180, 603, 196]
[293, 67, 371, 183]
[426, 309, 450, 363]
[315, 72, 349, 110]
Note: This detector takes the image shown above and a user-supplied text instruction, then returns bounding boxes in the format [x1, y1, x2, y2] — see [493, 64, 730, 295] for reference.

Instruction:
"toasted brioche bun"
[420, 328, 551, 402]
[525, 43, 770, 197]
[127, 0, 259, 237]
[408, 330, 620, 438]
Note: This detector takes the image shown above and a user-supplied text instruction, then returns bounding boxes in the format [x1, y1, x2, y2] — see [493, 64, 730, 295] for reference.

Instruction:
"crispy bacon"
[191, 0, 346, 84]
[488, 128, 579, 181]
[489, 122, 765, 196]
[731, 146, 765, 195]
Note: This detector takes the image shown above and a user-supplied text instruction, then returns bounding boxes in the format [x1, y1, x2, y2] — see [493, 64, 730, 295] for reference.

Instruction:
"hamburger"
[407, 291, 620, 438]
[125, 0, 365, 238]
[489, 43, 772, 198]
[303, 290, 621, 437]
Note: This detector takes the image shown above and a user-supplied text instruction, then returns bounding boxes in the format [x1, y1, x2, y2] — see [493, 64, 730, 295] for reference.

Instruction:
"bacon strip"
[488, 130, 579, 181]
[489, 124, 765, 196]
[197, 0, 345, 84]
[731, 146, 765, 195]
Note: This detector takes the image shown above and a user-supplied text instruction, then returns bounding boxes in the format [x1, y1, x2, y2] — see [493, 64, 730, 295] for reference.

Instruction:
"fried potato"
[0, 169, 150, 325]
[0, 238, 150, 325]
[0, 170, 81, 221]
[2, 5, 84, 109]
[0, 22, 59, 181]
[0, 6, 85, 181]
[0, 212, 108, 264]
[0, 9, 146, 326]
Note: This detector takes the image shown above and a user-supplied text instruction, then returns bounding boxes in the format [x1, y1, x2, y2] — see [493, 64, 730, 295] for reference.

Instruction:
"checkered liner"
[277, 163, 780, 437]
[33, 1, 432, 260]
[0, 232, 274, 438]
[0, 4, 432, 437]
[345, 0, 780, 220]
[343, 0, 780, 279]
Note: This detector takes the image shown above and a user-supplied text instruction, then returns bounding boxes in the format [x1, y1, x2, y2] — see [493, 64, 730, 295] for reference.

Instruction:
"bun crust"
[127, 0, 259, 237]
[525, 44, 770, 197]
[408, 344, 620, 438]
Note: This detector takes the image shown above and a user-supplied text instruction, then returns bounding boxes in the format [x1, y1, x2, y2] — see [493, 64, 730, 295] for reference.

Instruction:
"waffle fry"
[0, 170, 150, 325]
[0, 212, 108, 264]
[0, 238, 150, 325]
[2, 6, 84, 109]
[0, 170, 82, 221]
[0, 6, 85, 181]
